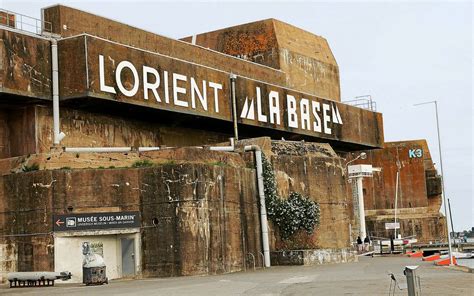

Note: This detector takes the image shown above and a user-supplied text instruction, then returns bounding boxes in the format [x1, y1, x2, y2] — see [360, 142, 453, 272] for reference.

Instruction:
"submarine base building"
[0, 6, 446, 282]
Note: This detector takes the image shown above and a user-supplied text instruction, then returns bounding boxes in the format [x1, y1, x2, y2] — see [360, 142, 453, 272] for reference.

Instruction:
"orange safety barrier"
[408, 251, 423, 258]
[435, 257, 457, 266]
[422, 253, 440, 261]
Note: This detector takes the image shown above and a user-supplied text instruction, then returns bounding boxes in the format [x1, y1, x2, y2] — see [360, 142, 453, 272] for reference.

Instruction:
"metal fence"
[343, 95, 377, 111]
[0, 9, 52, 35]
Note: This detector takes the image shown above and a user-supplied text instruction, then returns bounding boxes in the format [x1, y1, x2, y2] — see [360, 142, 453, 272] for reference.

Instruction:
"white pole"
[51, 38, 65, 145]
[357, 177, 366, 240]
[394, 170, 399, 238]
[433, 101, 453, 265]
[414, 100, 453, 265]
[244, 145, 271, 268]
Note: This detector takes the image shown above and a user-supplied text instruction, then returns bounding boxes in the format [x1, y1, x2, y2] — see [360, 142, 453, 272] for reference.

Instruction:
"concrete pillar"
[356, 177, 366, 240]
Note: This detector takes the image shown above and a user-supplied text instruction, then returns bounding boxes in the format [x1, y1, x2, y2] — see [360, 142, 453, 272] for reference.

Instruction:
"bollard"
[404, 265, 420, 296]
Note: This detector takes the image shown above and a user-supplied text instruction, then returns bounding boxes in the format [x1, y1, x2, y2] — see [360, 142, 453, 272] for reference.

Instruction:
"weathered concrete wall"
[344, 140, 446, 242]
[58, 35, 232, 121]
[0, 106, 37, 158]
[181, 19, 341, 101]
[54, 34, 382, 149]
[0, 104, 231, 158]
[0, 241, 17, 283]
[35, 106, 230, 152]
[0, 150, 261, 280]
[0, 14, 383, 151]
[140, 163, 260, 276]
[235, 78, 383, 148]
[273, 19, 340, 101]
[240, 138, 352, 250]
[0, 109, 9, 158]
[0, 29, 51, 100]
[42, 5, 286, 86]
[271, 154, 350, 249]
[181, 19, 281, 71]
[346, 140, 442, 211]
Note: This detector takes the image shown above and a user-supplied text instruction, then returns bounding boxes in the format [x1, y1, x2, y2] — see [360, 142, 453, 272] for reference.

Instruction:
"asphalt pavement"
[1, 255, 473, 295]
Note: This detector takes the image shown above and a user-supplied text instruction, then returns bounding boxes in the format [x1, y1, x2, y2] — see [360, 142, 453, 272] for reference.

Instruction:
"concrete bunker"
[0, 4, 447, 282]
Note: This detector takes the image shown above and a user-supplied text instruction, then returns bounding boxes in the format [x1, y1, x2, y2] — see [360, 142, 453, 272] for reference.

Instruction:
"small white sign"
[385, 222, 400, 230]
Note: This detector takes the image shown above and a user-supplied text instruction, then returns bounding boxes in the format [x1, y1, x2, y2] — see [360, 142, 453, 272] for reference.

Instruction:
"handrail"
[0, 8, 52, 35]
[246, 253, 256, 271]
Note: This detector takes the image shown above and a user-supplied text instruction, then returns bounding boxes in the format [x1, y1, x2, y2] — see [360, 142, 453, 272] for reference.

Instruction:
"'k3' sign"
[408, 148, 423, 158]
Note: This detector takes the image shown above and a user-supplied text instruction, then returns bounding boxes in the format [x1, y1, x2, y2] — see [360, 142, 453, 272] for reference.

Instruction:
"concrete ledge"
[271, 248, 357, 266]
[445, 265, 473, 273]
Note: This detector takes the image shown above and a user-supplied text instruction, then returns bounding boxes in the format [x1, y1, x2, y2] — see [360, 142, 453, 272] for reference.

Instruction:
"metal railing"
[343, 95, 377, 111]
[0, 9, 52, 35]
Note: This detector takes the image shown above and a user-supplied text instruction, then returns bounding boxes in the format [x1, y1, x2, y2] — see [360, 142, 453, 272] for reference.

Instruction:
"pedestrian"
[357, 236, 363, 252]
[364, 236, 370, 252]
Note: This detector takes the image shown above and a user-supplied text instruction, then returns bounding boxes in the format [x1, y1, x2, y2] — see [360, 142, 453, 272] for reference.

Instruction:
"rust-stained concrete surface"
[0, 149, 262, 280]
[270, 142, 351, 250]
[0, 140, 356, 280]
[0, 5, 384, 149]
[43, 5, 286, 86]
[0, 4, 445, 283]
[0, 26, 384, 149]
[181, 19, 341, 101]
[238, 138, 352, 250]
[346, 140, 447, 242]
[0, 30, 51, 100]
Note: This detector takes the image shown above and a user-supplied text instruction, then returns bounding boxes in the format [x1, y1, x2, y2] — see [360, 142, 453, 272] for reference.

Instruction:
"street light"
[345, 152, 367, 167]
[414, 100, 453, 265]
[346, 152, 380, 241]
[345, 152, 367, 245]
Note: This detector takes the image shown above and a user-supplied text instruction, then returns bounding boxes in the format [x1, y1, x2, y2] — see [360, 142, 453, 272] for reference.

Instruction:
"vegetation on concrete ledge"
[22, 163, 40, 172]
[132, 159, 154, 168]
[209, 161, 227, 167]
[262, 154, 320, 240]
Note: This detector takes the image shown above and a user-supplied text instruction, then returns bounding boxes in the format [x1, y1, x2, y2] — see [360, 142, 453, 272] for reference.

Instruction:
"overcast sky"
[3, 0, 473, 231]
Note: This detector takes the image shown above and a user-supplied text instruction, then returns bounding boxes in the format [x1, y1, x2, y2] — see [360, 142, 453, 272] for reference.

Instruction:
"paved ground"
[1, 256, 473, 295]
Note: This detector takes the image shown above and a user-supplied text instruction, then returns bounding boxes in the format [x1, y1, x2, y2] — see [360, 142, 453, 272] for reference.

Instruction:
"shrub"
[132, 160, 153, 168]
[261, 154, 320, 239]
[22, 163, 40, 172]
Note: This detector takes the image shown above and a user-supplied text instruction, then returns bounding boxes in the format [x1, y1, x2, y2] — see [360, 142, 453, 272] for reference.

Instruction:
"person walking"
[364, 236, 370, 252]
[357, 236, 363, 253]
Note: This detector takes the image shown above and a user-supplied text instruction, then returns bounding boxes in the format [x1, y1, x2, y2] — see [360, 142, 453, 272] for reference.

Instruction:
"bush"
[132, 160, 153, 168]
[22, 163, 40, 172]
[261, 154, 320, 239]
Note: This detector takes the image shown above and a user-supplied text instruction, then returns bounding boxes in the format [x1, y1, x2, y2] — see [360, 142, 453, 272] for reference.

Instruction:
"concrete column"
[357, 177, 366, 240]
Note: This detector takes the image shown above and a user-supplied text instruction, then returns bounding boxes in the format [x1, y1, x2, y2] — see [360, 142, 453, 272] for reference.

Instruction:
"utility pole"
[414, 100, 453, 265]
[448, 198, 455, 241]
[394, 170, 399, 239]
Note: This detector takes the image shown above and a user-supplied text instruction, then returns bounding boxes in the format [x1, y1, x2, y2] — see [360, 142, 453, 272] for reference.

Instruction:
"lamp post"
[345, 152, 367, 167]
[414, 100, 453, 265]
[346, 152, 382, 241]
[345, 152, 367, 245]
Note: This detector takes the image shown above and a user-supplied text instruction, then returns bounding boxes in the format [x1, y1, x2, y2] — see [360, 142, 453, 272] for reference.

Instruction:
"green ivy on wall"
[261, 154, 320, 239]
